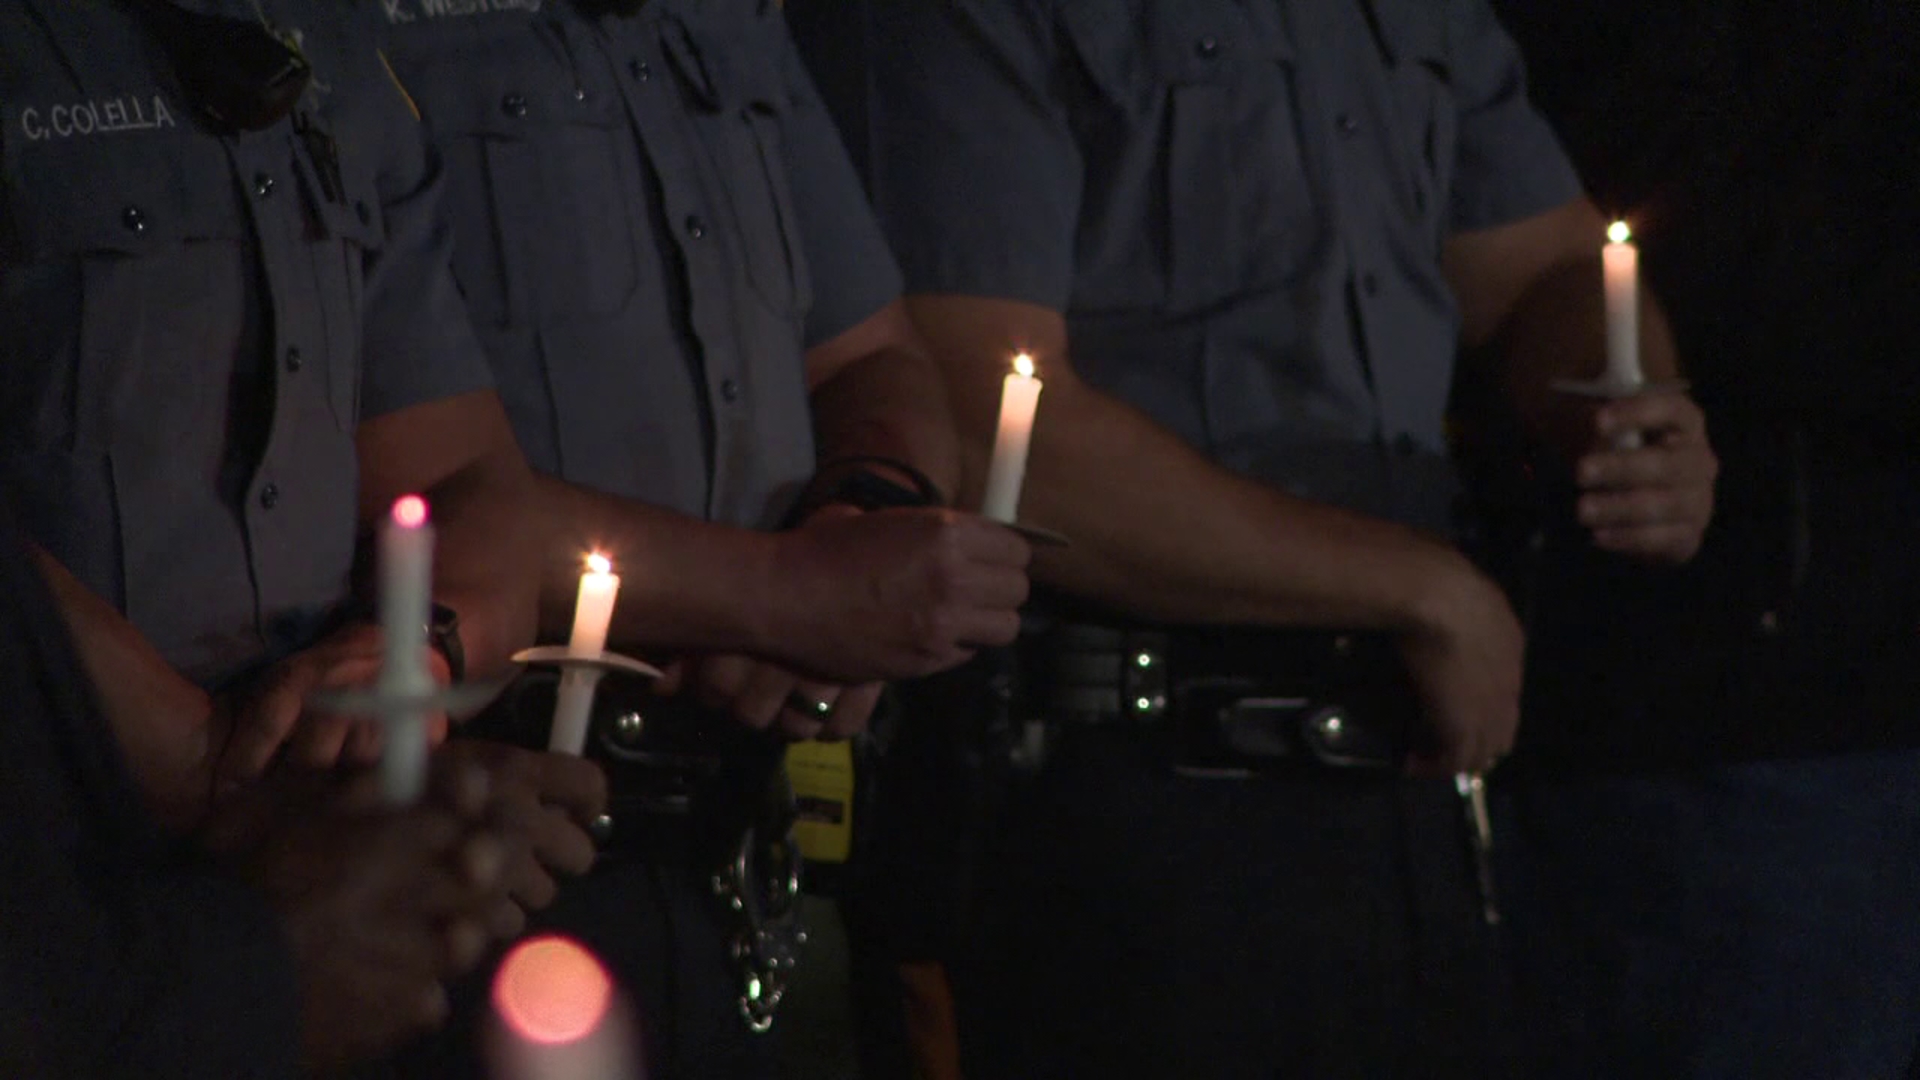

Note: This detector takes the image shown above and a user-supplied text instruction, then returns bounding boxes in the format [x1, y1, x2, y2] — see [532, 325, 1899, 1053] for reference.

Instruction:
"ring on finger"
[783, 691, 835, 720]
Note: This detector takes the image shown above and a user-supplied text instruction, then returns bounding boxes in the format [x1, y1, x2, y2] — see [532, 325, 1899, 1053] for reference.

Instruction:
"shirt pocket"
[665, 19, 814, 320]
[0, 137, 246, 455]
[398, 39, 641, 329]
[1063, 4, 1315, 317]
[1371, 0, 1457, 235]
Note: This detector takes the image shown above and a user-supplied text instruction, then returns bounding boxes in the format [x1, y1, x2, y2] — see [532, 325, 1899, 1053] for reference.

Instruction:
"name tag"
[18, 94, 178, 143]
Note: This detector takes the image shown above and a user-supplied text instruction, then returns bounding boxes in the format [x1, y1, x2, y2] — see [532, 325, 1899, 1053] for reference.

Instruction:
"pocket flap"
[6, 138, 245, 259]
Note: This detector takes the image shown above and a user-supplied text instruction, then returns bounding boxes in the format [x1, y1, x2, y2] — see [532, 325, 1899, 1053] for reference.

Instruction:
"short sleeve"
[1445, 0, 1585, 233]
[861, 0, 1083, 311]
[356, 50, 496, 420]
[774, 19, 905, 348]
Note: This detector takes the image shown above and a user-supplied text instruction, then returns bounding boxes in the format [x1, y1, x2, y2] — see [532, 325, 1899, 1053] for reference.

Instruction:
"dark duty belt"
[1022, 619, 1417, 777]
[464, 672, 805, 1033]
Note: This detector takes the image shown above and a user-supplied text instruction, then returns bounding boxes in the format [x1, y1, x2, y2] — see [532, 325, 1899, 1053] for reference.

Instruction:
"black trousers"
[950, 728, 1514, 1080]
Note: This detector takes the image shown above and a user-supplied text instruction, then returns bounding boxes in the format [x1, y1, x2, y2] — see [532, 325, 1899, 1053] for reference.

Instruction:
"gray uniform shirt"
[0, 0, 494, 687]
[384, 0, 903, 530]
[861, 0, 1581, 528]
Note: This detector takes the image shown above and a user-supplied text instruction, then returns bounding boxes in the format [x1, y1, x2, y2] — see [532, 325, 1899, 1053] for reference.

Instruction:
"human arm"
[26, 544, 225, 828]
[1445, 198, 1717, 563]
[1437, 1, 1715, 563]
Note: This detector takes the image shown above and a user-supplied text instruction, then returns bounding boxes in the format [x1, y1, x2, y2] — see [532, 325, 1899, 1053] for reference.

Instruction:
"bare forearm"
[420, 443, 541, 682]
[356, 392, 542, 684]
[28, 546, 217, 825]
[1017, 380, 1474, 629]
[905, 295, 1476, 633]
[805, 301, 964, 498]
[532, 476, 785, 654]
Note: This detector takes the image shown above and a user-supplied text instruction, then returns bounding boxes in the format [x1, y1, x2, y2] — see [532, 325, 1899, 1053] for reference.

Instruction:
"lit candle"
[379, 494, 435, 803]
[1603, 221, 1642, 390]
[981, 352, 1043, 523]
[549, 553, 621, 755]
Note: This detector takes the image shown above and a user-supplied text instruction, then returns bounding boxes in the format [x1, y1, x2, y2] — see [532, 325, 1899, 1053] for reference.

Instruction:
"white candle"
[981, 352, 1043, 523]
[1603, 221, 1642, 390]
[550, 553, 621, 755]
[378, 494, 435, 803]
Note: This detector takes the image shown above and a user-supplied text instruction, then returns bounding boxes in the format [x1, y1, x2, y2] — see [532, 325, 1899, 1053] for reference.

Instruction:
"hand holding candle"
[981, 352, 1043, 524]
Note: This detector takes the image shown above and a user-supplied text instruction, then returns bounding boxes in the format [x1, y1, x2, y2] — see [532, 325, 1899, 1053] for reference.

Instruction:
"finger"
[219, 680, 308, 785]
[954, 563, 1033, 612]
[732, 663, 802, 731]
[1577, 488, 1696, 531]
[441, 916, 491, 974]
[950, 607, 1022, 650]
[528, 753, 609, 827]
[344, 718, 386, 765]
[486, 897, 527, 941]
[1577, 443, 1718, 493]
[776, 714, 826, 742]
[1592, 523, 1707, 561]
[653, 659, 688, 698]
[1595, 388, 1706, 442]
[821, 683, 883, 740]
[528, 805, 598, 878]
[291, 713, 360, 770]
[426, 754, 495, 820]
[504, 844, 561, 912]
[953, 515, 1036, 567]
[690, 655, 753, 713]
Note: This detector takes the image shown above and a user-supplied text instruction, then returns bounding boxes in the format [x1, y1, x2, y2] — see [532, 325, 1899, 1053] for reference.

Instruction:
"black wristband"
[428, 602, 465, 683]
[790, 456, 946, 523]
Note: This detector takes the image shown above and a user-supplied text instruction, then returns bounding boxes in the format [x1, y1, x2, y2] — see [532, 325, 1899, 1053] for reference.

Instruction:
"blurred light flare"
[492, 935, 614, 1046]
[586, 552, 612, 575]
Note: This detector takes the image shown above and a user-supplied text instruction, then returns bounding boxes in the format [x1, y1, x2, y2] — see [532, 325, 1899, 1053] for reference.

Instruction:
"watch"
[427, 602, 465, 683]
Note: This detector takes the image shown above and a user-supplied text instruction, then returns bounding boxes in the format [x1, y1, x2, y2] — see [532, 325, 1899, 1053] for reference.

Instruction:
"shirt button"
[259, 483, 281, 511]
[630, 59, 652, 81]
[719, 378, 741, 403]
[685, 215, 708, 240]
[501, 93, 529, 118]
[1393, 433, 1420, 457]
[253, 173, 275, 199]
[1195, 36, 1221, 59]
[1758, 610, 1782, 635]
[1361, 272, 1381, 297]
[355, 201, 372, 226]
[1337, 112, 1360, 135]
[284, 347, 304, 374]
[122, 206, 148, 235]
[573, 87, 588, 102]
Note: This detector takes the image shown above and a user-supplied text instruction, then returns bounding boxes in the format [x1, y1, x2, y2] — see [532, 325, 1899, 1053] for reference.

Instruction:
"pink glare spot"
[492, 935, 613, 1046]
[392, 494, 430, 530]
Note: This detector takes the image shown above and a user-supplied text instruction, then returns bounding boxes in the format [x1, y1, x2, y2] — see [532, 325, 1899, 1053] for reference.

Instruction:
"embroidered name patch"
[382, 0, 541, 23]
[19, 94, 178, 142]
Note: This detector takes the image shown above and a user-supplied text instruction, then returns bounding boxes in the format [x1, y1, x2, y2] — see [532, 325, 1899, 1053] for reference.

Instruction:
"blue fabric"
[1498, 752, 1920, 1080]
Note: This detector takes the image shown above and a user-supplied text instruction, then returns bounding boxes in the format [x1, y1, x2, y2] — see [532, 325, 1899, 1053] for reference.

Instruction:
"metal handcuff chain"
[711, 819, 808, 1033]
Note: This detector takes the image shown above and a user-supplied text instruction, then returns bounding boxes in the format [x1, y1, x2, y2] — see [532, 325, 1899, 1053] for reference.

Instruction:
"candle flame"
[492, 935, 613, 1046]
[392, 494, 429, 529]
[586, 552, 612, 575]
[1012, 352, 1036, 379]
[1608, 221, 1632, 244]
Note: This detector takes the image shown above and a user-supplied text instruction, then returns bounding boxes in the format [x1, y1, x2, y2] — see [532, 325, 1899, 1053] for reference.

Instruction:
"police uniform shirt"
[383, 0, 903, 531]
[860, 0, 1582, 528]
[0, 0, 495, 688]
